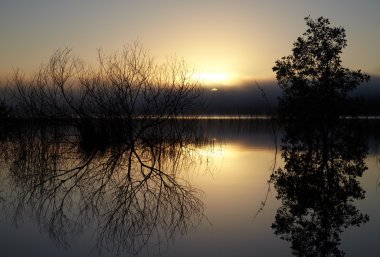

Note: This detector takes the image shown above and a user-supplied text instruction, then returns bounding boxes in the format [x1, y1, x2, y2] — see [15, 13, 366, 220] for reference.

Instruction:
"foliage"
[271, 18, 372, 255]
[273, 16, 370, 118]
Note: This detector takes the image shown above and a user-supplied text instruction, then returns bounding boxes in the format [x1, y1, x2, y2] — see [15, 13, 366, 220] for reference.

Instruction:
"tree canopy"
[273, 16, 370, 118]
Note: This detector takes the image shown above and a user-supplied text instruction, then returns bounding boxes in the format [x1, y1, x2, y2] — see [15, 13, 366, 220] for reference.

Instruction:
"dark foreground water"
[0, 119, 379, 257]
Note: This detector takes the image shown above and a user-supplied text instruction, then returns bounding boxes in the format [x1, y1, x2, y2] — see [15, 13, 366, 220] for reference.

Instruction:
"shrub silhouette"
[7, 42, 202, 121]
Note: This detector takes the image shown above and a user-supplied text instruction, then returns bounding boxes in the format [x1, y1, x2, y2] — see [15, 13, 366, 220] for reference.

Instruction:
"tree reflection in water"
[269, 16, 372, 257]
[0, 119, 208, 256]
[270, 118, 369, 257]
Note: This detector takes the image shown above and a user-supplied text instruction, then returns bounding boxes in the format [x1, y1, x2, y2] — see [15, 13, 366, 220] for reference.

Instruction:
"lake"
[0, 118, 379, 257]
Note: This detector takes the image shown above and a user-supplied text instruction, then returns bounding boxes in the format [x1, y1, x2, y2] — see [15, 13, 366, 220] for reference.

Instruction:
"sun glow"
[192, 72, 234, 86]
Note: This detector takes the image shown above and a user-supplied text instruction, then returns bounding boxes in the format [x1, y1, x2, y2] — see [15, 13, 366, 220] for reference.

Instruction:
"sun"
[192, 72, 233, 86]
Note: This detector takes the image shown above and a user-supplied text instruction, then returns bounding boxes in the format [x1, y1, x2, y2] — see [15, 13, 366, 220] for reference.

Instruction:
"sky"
[1, 0, 379, 86]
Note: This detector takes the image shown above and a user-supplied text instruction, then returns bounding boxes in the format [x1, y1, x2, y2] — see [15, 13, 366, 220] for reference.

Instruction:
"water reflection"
[0, 119, 208, 256]
[271, 117, 369, 257]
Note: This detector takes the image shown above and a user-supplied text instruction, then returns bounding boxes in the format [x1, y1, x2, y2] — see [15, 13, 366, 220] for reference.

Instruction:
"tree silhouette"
[7, 42, 202, 122]
[0, 100, 12, 119]
[0, 84, 12, 118]
[270, 17, 372, 256]
[273, 16, 370, 118]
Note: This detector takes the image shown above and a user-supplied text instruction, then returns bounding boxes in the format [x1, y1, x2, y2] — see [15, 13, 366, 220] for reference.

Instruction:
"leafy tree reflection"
[0, 120, 208, 256]
[271, 118, 369, 257]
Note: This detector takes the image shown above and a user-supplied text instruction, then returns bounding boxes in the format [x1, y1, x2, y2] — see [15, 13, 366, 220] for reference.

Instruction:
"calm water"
[0, 119, 379, 257]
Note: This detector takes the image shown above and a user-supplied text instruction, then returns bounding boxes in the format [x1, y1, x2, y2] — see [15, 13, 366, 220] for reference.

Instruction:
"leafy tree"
[273, 16, 370, 118]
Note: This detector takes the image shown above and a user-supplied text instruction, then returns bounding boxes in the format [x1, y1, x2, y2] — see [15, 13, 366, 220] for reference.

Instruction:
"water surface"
[0, 119, 379, 257]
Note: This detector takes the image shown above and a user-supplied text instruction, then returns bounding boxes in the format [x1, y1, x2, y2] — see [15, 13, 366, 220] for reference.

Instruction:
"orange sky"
[1, 0, 379, 85]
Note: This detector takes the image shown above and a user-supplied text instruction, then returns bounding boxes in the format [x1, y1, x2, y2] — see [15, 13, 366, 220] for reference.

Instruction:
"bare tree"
[7, 42, 202, 122]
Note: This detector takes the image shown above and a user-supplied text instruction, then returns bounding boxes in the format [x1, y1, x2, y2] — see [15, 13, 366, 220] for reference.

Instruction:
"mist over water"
[198, 76, 380, 115]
